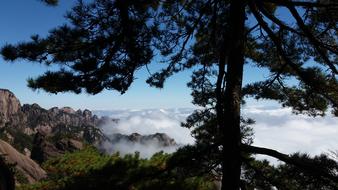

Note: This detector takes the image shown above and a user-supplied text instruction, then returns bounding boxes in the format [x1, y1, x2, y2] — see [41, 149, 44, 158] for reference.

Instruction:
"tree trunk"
[220, 0, 245, 190]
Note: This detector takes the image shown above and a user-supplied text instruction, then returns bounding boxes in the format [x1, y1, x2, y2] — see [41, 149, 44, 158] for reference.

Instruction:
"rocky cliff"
[0, 89, 20, 116]
[0, 140, 46, 184]
[0, 89, 23, 128]
[30, 132, 84, 164]
[0, 89, 106, 163]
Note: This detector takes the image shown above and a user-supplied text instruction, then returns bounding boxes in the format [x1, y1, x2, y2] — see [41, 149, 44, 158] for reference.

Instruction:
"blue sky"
[0, 0, 271, 110]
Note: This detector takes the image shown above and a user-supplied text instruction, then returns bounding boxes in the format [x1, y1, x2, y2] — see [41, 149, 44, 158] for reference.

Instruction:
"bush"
[18, 147, 217, 190]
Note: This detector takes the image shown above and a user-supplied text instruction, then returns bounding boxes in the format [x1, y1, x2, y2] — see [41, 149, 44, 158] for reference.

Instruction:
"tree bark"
[220, 0, 245, 190]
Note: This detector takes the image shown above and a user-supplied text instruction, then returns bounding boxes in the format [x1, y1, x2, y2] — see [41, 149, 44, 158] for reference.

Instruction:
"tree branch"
[241, 144, 338, 182]
[286, 4, 338, 73]
[246, 24, 259, 36]
[249, 1, 338, 108]
[256, 1, 303, 35]
[261, 0, 338, 8]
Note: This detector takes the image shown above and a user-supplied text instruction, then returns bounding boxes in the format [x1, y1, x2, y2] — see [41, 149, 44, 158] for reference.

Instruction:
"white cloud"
[95, 108, 195, 145]
[243, 106, 338, 163]
[94, 108, 195, 158]
[100, 139, 178, 158]
[94, 106, 338, 161]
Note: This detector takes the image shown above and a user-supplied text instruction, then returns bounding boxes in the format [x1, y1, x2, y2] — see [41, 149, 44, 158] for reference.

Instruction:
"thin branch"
[256, 1, 303, 36]
[246, 23, 259, 36]
[145, 63, 152, 76]
[241, 144, 338, 182]
[264, 60, 288, 88]
[316, 23, 334, 38]
[174, 0, 212, 60]
[286, 4, 338, 73]
[261, 0, 338, 8]
[249, 1, 338, 108]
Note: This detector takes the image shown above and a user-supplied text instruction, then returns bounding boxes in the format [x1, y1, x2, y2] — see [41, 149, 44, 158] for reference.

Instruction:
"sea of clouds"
[94, 106, 338, 161]
[243, 106, 338, 163]
[94, 108, 195, 158]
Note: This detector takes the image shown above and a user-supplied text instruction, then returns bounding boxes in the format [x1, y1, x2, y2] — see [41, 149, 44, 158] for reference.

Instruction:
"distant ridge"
[0, 89, 107, 165]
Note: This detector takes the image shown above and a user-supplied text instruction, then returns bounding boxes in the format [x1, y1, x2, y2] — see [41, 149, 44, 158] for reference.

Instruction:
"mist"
[95, 108, 195, 158]
[100, 138, 178, 158]
[243, 106, 338, 163]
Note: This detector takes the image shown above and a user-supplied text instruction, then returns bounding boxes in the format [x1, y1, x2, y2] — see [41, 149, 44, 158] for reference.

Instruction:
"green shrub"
[18, 147, 217, 190]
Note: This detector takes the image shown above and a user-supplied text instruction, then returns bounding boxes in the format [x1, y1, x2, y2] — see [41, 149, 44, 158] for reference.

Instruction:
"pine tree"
[0, 155, 15, 190]
[1, 0, 337, 189]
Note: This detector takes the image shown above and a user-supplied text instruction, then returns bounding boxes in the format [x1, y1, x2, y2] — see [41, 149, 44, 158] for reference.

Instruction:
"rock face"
[108, 133, 177, 147]
[0, 89, 21, 116]
[0, 89, 22, 128]
[0, 89, 107, 164]
[30, 132, 84, 164]
[21, 103, 101, 131]
[0, 140, 46, 184]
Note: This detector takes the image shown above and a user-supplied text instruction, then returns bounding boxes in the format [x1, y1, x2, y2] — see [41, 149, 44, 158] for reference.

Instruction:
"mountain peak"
[0, 89, 21, 126]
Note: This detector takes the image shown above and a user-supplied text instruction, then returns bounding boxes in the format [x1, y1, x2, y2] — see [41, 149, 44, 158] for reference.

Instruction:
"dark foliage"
[0, 155, 15, 190]
[242, 153, 338, 190]
[0, 126, 34, 152]
[2, 0, 156, 94]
